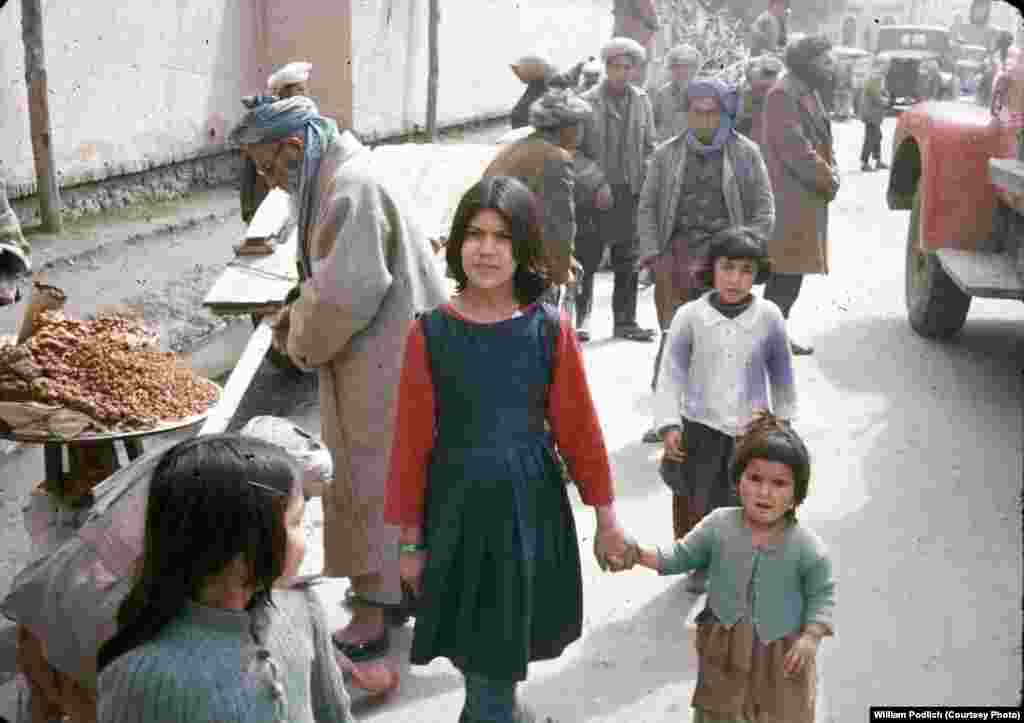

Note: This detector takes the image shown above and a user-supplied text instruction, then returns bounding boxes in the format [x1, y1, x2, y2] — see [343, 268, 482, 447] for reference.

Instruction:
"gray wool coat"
[637, 132, 775, 260]
[577, 81, 657, 197]
[287, 131, 449, 602]
[652, 81, 689, 143]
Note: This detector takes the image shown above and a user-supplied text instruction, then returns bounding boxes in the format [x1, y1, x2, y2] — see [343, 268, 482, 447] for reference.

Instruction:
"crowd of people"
[10, 15, 853, 723]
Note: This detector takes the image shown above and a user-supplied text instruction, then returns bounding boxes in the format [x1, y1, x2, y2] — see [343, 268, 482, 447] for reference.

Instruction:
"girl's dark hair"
[699, 226, 772, 288]
[731, 411, 811, 522]
[446, 175, 551, 305]
[97, 434, 300, 672]
[785, 35, 833, 84]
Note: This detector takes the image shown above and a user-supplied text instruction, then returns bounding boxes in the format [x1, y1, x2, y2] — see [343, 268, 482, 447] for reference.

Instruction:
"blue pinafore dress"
[409, 303, 583, 682]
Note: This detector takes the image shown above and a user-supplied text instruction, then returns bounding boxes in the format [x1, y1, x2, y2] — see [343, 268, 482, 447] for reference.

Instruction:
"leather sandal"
[333, 629, 390, 662]
[790, 340, 814, 356]
[344, 589, 417, 626]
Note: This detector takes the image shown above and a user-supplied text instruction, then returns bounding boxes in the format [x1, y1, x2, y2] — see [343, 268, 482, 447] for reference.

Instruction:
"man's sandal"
[344, 589, 417, 627]
[613, 325, 656, 342]
[333, 629, 390, 662]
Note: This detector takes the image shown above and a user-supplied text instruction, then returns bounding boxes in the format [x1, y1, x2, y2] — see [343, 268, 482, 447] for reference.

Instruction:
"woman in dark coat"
[760, 35, 840, 355]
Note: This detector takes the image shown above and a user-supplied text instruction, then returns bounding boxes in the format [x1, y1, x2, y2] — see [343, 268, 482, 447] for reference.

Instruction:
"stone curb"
[27, 188, 240, 274]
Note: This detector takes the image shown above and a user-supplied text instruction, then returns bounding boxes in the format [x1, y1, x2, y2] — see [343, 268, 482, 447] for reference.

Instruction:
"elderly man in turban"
[229, 97, 448, 663]
[652, 45, 702, 142]
[760, 34, 839, 355]
[636, 78, 775, 460]
[575, 37, 658, 342]
[239, 62, 315, 224]
[484, 88, 599, 312]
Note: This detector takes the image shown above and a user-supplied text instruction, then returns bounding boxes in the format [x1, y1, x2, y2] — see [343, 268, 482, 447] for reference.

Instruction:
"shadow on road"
[522, 579, 700, 720]
[794, 310, 1022, 712]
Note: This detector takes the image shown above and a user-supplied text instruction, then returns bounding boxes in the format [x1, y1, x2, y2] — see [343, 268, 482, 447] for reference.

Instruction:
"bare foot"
[334, 653, 400, 696]
[334, 606, 386, 645]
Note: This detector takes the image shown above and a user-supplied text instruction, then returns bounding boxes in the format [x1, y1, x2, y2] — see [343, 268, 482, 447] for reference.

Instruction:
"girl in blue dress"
[384, 176, 630, 722]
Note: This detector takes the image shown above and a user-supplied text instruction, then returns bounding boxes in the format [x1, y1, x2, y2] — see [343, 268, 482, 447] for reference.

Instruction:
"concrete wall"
[349, 0, 613, 140]
[261, 0, 353, 130]
[0, 0, 264, 197]
[1, 0, 611, 200]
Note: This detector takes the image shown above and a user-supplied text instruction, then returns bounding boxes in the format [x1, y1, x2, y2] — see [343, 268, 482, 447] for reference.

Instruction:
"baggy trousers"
[860, 121, 882, 164]
[575, 184, 641, 329]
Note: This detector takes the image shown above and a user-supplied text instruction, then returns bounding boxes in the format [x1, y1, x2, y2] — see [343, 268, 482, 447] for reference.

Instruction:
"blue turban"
[685, 78, 739, 155]
[230, 96, 340, 277]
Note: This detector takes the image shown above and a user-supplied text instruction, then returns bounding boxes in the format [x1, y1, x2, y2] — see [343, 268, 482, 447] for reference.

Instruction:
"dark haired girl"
[96, 434, 353, 723]
[655, 227, 796, 593]
[384, 176, 630, 722]
[620, 412, 835, 723]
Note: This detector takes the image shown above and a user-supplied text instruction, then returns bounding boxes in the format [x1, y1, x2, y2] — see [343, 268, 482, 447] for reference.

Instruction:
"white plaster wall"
[0, 0, 612, 195]
[350, 0, 613, 139]
[0, 0, 263, 195]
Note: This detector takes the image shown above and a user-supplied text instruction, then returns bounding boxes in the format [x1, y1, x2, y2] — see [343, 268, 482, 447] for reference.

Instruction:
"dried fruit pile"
[1, 311, 217, 431]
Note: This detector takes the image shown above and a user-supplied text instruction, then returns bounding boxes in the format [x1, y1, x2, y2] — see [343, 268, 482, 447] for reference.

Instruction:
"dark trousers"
[763, 272, 804, 319]
[860, 121, 882, 164]
[574, 185, 641, 329]
[459, 673, 517, 723]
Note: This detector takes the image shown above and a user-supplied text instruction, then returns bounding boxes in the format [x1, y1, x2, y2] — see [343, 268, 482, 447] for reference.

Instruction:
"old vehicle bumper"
[887, 101, 1017, 254]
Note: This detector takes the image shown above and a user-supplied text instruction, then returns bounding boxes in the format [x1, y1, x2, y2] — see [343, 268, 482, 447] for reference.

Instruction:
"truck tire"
[905, 189, 971, 338]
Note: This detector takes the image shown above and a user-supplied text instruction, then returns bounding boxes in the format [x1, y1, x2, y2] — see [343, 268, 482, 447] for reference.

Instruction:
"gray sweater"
[98, 588, 353, 723]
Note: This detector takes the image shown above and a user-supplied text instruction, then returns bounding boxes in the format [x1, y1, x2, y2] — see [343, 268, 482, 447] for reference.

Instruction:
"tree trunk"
[426, 0, 440, 141]
[21, 0, 62, 232]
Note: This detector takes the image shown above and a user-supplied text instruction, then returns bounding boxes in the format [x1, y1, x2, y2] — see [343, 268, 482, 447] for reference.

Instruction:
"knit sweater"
[97, 587, 352, 723]
[657, 507, 835, 642]
[655, 293, 797, 436]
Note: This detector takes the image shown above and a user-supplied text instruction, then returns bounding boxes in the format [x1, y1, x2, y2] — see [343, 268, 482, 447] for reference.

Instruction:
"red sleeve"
[546, 312, 614, 506]
[383, 320, 436, 527]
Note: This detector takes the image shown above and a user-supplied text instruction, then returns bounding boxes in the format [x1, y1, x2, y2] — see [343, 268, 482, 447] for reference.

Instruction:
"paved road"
[1, 116, 1022, 721]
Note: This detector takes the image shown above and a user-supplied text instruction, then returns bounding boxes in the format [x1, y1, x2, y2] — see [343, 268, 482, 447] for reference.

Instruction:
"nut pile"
[7, 311, 218, 431]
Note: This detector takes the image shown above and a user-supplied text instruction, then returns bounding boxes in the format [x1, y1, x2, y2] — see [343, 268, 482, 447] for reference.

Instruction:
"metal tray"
[0, 378, 222, 445]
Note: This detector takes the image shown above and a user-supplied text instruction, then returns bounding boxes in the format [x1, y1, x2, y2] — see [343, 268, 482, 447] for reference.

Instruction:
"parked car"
[876, 25, 957, 107]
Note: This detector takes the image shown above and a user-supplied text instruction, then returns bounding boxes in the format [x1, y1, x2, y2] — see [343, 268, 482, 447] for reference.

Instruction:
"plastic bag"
[1, 447, 163, 688]
[0, 418, 332, 689]
[239, 416, 332, 498]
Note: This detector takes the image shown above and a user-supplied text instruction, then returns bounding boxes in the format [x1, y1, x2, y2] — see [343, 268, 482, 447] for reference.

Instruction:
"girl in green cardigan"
[617, 413, 835, 723]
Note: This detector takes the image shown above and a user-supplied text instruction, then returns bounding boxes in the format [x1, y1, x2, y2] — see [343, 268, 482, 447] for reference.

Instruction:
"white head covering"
[267, 61, 313, 96]
[600, 37, 647, 65]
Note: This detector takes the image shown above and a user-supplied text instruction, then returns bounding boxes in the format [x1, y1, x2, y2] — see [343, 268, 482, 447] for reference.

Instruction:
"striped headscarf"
[230, 96, 340, 277]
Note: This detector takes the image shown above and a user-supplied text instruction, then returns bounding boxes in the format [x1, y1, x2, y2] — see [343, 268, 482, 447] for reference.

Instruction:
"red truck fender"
[886, 100, 1017, 253]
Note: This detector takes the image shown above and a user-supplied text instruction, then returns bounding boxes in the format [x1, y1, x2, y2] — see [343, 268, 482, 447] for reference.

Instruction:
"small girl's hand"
[783, 634, 820, 678]
[662, 428, 686, 463]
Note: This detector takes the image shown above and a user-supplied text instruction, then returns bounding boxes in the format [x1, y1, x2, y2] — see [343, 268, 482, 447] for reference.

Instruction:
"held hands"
[662, 428, 687, 463]
[594, 521, 641, 573]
